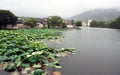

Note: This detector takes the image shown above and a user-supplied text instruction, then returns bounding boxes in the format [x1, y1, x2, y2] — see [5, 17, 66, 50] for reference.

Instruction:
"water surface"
[48, 27, 120, 75]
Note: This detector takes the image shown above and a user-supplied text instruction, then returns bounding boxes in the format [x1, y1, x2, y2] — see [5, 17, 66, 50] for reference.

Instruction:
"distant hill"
[68, 8, 120, 21]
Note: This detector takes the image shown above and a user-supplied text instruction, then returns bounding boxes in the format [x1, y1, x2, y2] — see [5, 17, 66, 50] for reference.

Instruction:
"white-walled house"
[87, 20, 92, 27]
[66, 24, 75, 28]
[82, 20, 92, 27]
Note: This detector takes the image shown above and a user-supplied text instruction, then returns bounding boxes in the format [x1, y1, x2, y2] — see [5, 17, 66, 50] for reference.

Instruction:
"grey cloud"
[0, 0, 120, 18]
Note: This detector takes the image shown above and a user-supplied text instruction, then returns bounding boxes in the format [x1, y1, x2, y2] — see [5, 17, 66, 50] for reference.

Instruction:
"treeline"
[90, 16, 120, 29]
[0, 9, 83, 30]
[0, 9, 66, 29]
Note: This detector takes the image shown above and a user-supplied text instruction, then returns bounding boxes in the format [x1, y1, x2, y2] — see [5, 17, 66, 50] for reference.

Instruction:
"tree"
[75, 20, 82, 26]
[47, 16, 65, 28]
[24, 18, 37, 28]
[0, 9, 17, 29]
[90, 20, 108, 28]
[110, 16, 120, 28]
[71, 20, 75, 25]
[90, 20, 98, 27]
[98, 21, 108, 28]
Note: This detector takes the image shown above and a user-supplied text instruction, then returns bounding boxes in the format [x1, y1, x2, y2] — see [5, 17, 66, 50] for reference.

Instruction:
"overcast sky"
[0, 0, 120, 18]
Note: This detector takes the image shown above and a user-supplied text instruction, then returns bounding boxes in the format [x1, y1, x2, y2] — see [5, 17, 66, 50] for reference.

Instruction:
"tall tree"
[110, 16, 120, 28]
[98, 21, 107, 28]
[47, 16, 65, 28]
[75, 20, 82, 26]
[0, 9, 17, 29]
[71, 20, 75, 25]
[90, 20, 98, 27]
[24, 18, 37, 28]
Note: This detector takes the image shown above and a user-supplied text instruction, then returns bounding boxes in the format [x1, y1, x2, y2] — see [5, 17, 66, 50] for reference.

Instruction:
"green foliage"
[60, 48, 75, 53]
[110, 16, 120, 28]
[90, 20, 108, 28]
[98, 21, 108, 28]
[11, 28, 62, 40]
[47, 16, 65, 28]
[90, 16, 120, 29]
[0, 29, 75, 74]
[24, 18, 37, 28]
[75, 20, 82, 26]
[4, 63, 16, 71]
[90, 20, 98, 27]
[34, 69, 45, 75]
[0, 9, 17, 29]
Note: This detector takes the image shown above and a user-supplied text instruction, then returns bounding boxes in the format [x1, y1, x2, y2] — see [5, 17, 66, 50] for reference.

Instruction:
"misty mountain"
[68, 8, 120, 21]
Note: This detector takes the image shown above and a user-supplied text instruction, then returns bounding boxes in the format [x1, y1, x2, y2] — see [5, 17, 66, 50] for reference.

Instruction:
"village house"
[82, 20, 92, 27]
[65, 20, 75, 28]
[36, 18, 49, 28]
[11, 17, 48, 29]
[5, 17, 78, 29]
[6, 17, 24, 29]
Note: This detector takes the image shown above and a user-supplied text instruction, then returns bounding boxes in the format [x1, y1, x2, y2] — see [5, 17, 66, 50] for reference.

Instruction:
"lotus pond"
[0, 28, 75, 75]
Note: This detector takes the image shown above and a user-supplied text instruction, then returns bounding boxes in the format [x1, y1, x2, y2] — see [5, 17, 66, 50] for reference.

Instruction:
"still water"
[47, 27, 120, 75]
[1, 27, 120, 75]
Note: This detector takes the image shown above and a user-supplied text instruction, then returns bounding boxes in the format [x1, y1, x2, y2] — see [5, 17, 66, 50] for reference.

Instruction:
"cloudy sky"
[0, 0, 120, 18]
